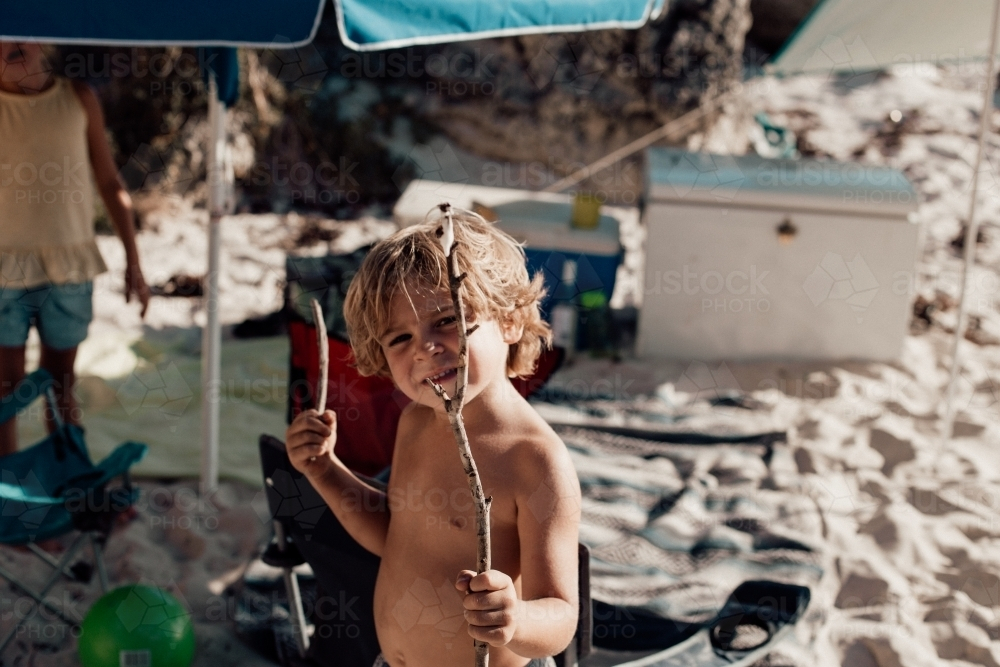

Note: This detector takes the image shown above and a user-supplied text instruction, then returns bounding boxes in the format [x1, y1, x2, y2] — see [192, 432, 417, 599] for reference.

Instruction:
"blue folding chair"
[0, 369, 147, 654]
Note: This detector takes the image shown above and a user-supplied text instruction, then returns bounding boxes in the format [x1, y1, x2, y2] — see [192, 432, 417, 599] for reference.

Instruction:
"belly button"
[449, 517, 467, 530]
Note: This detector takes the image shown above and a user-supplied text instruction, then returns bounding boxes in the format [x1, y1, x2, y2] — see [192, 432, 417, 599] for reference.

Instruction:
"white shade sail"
[769, 0, 996, 76]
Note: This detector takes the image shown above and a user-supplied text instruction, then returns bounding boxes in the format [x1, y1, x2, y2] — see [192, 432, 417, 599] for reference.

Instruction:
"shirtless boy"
[285, 211, 581, 667]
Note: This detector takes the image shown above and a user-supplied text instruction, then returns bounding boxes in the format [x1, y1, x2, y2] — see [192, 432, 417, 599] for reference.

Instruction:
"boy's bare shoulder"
[501, 411, 580, 506]
[507, 414, 567, 461]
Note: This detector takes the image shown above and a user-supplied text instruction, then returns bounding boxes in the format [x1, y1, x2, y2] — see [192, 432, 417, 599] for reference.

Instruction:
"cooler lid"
[394, 180, 624, 255]
[646, 148, 918, 217]
[492, 200, 620, 255]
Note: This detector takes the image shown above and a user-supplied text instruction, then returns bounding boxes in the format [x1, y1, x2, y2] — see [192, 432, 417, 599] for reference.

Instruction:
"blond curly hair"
[343, 207, 552, 379]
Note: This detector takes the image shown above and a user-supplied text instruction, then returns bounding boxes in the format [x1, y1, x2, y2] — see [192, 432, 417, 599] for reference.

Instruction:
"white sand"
[4, 63, 1000, 666]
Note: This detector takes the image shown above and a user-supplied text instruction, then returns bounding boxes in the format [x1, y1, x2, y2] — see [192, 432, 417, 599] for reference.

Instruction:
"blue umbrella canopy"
[4, 0, 667, 50]
[3, 1, 325, 46]
[334, 0, 668, 51]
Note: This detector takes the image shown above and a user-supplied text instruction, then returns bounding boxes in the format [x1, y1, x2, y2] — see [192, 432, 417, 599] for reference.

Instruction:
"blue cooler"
[489, 199, 621, 318]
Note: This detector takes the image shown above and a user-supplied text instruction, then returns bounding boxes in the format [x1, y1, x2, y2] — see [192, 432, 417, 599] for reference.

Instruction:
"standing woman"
[0, 42, 150, 455]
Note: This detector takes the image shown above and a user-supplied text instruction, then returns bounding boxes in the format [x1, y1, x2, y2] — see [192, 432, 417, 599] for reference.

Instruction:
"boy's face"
[380, 281, 521, 410]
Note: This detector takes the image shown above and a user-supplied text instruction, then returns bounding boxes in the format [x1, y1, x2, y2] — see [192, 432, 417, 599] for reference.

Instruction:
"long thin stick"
[310, 298, 329, 462]
[942, 0, 1000, 439]
[427, 204, 492, 667]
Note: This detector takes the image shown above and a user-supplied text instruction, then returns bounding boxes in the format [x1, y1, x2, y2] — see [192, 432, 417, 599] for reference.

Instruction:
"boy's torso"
[372, 401, 550, 667]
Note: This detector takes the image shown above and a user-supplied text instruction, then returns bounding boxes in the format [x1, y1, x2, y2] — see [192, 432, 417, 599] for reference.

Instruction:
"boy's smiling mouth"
[423, 368, 457, 385]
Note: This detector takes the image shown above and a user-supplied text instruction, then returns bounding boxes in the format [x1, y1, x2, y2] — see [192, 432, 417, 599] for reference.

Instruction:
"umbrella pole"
[201, 73, 225, 496]
[942, 0, 1000, 439]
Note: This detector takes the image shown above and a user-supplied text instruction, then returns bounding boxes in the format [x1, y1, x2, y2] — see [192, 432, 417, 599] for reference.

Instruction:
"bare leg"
[40, 345, 79, 433]
[0, 346, 26, 456]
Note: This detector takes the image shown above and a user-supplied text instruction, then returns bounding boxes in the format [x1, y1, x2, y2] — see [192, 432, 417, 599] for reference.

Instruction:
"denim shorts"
[0, 282, 93, 350]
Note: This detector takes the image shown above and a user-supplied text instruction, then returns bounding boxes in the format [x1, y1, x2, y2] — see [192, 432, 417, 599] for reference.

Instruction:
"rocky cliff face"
[62, 0, 767, 215]
[421, 0, 753, 167]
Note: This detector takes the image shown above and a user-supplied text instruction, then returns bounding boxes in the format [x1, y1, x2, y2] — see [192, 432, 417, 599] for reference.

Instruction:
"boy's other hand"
[285, 409, 338, 478]
[456, 569, 520, 647]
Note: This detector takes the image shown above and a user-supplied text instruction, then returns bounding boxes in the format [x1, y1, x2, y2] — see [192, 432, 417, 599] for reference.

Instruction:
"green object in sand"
[78, 585, 195, 667]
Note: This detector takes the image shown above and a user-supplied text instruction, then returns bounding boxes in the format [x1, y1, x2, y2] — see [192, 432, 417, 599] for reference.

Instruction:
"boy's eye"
[387, 333, 411, 346]
[436, 316, 457, 327]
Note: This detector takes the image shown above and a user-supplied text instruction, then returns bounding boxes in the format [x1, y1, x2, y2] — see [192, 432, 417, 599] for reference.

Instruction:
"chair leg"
[274, 522, 310, 658]
[284, 568, 310, 659]
[26, 543, 79, 582]
[90, 533, 110, 594]
[0, 562, 78, 626]
[0, 532, 88, 654]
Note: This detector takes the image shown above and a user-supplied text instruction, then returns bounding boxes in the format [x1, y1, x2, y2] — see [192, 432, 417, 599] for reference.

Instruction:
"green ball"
[78, 585, 195, 667]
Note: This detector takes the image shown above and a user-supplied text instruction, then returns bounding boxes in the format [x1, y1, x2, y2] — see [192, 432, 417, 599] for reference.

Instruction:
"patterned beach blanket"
[557, 424, 824, 624]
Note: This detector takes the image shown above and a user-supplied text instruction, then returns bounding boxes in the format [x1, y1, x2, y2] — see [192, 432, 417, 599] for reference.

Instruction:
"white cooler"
[638, 148, 919, 361]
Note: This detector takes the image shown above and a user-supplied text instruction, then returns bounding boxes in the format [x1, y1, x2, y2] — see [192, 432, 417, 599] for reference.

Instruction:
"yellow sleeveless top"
[0, 77, 107, 288]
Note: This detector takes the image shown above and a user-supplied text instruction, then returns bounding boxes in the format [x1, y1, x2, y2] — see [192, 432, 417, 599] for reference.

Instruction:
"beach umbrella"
[3, 0, 669, 493]
[767, 0, 1000, 438]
